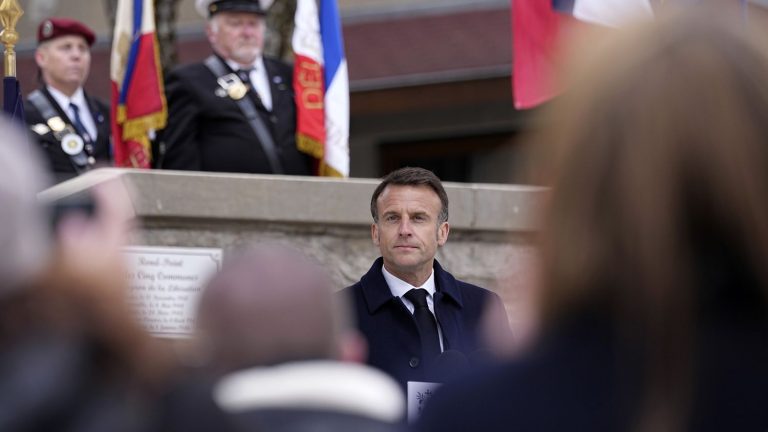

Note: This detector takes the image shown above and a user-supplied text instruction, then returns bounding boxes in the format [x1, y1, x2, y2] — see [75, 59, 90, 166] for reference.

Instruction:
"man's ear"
[34, 47, 46, 69]
[371, 223, 379, 246]
[204, 21, 216, 45]
[437, 222, 450, 246]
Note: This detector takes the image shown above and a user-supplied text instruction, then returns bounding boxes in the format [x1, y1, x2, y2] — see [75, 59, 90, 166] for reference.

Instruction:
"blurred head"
[533, 5, 768, 429]
[206, 10, 266, 66]
[370, 168, 450, 285]
[195, 244, 363, 374]
[0, 117, 51, 296]
[537, 5, 768, 333]
[35, 18, 94, 96]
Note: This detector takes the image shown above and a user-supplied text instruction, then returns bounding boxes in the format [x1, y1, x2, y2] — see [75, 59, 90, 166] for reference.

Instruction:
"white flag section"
[573, 0, 654, 27]
[293, 0, 350, 177]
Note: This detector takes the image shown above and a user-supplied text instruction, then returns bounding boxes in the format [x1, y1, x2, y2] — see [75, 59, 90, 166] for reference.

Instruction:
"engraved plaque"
[123, 246, 223, 338]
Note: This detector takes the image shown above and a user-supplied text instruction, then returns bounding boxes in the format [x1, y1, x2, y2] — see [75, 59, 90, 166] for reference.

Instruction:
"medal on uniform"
[61, 133, 85, 156]
[217, 73, 249, 101]
[47, 116, 66, 133]
[227, 82, 248, 100]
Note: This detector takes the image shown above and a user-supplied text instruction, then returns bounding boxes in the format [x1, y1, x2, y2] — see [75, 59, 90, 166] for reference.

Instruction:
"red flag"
[512, 0, 575, 109]
[110, 0, 167, 168]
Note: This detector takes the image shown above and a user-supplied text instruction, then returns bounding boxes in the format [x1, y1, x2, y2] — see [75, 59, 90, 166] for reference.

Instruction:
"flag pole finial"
[0, 0, 24, 78]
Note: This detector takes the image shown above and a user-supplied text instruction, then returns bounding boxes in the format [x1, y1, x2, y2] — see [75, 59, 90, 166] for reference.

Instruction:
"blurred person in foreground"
[0, 116, 224, 432]
[25, 18, 111, 181]
[416, 7, 768, 432]
[194, 245, 405, 431]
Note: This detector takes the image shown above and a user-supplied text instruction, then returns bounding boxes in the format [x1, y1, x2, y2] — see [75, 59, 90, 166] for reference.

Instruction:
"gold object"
[227, 82, 248, 100]
[0, 0, 24, 78]
[217, 73, 249, 101]
[47, 116, 66, 132]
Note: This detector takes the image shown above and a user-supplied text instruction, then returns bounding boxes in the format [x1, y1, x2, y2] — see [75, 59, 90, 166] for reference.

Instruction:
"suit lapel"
[360, 258, 397, 314]
[41, 87, 74, 126]
[433, 260, 465, 351]
[263, 58, 290, 114]
[85, 93, 108, 141]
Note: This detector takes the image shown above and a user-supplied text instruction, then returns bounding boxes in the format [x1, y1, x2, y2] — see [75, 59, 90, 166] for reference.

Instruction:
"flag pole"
[0, 0, 23, 79]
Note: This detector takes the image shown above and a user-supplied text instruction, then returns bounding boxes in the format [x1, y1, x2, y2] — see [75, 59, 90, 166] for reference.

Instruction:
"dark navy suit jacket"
[339, 257, 509, 390]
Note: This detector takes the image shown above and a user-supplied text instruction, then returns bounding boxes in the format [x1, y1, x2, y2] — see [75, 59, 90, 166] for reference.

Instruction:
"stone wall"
[41, 169, 545, 333]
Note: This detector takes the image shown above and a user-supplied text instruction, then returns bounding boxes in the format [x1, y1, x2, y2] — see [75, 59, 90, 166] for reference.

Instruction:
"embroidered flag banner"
[110, 0, 166, 168]
[3, 76, 24, 124]
[293, 0, 350, 177]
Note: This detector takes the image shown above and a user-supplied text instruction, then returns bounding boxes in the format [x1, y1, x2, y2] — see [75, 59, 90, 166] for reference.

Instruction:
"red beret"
[37, 18, 96, 46]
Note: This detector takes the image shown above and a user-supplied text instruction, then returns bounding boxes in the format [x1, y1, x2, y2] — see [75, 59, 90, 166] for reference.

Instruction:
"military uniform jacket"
[157, 55, 311, 175]
[339, 258, 510, 390]
[24, 87, 111, 181]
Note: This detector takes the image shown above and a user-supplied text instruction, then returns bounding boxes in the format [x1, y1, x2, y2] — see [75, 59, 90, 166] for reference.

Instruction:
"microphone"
[426, 349, 470, 383]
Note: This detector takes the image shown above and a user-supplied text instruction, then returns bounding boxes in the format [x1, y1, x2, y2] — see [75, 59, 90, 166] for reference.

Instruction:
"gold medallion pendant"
[227, 82, 248, 100]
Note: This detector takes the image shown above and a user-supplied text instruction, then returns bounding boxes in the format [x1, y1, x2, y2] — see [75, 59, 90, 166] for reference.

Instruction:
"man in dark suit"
[339, 167, 510, 390]
[156, 0, 311, 175]
[25, 18, 111, 182]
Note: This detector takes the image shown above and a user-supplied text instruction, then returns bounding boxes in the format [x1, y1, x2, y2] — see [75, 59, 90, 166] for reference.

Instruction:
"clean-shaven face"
[372, 185, 449, 283]
[35, 35, 91, 94]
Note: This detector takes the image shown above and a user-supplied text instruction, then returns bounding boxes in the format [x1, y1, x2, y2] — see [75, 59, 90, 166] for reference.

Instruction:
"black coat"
[416, 318, 768, 432]
[339, 258, 509, 390]
[24, 87, 111, 181]
[156, 56, 311, 175]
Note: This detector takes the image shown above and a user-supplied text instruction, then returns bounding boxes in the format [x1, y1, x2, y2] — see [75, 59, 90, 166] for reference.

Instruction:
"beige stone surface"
[41, 168, 544, 336]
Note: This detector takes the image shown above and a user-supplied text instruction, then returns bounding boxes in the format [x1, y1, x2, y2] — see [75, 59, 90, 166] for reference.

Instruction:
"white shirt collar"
[225, 56, 264, 73]
[47, 85, 86, 112]
[381, 264, 436, 299]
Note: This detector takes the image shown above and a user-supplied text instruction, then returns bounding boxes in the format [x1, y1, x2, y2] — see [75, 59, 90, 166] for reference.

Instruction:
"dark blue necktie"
[237, 69, 264, 105]
[404, 288, 442, 364]
[69, 102, 91, 142]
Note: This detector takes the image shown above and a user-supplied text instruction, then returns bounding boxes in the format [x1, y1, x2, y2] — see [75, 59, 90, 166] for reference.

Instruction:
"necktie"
[68, 102, 91, 142]
[404, 288, 441, 364]
[237, 69, 263, 105]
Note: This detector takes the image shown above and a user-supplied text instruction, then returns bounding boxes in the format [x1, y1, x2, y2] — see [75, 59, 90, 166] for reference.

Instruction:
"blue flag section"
[3, 76, 25, 123]
[553, 0, 576, 13]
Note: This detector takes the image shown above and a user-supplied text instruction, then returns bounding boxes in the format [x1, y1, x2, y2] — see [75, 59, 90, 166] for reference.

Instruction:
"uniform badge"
[217, 73, 248, 101]
[31, 123, 51, 135]
[60, 133, 85, 156]
[42, 20, 54, 38]
[47, 116, 66, 133]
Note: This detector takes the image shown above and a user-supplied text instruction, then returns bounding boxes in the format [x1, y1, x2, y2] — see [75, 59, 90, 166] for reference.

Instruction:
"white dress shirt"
[47, 86, 98, 141]
[381, 265, 445, 351]
[226, 57, 273, 111]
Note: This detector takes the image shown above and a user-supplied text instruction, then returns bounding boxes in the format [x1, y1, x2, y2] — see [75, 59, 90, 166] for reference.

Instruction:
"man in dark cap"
[24, 18, 111, 182]
[155, 0, 311, 175]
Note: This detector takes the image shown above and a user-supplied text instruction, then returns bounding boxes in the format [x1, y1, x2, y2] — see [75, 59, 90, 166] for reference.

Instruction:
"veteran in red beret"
[154, 0, 312, 176]
[24, 17, 111, 182]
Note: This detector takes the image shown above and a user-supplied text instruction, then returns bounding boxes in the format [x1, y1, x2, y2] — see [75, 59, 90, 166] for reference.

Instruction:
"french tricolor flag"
[110, 0, 167, 168]
[553, 0, 653, 27]
[512, 0, 654, 109]
[293, 0, 350, 177]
